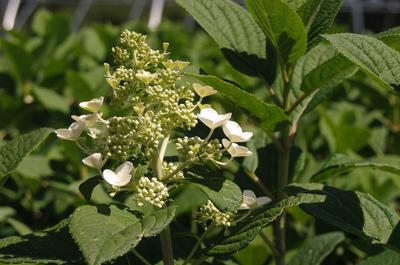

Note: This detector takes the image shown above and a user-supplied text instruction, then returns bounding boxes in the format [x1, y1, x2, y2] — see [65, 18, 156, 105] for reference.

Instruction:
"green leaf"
[287, 232, 345, 265]
[246, 0, 307, 64]
[0, 128, 53, 183]
[190, 74, 288, 132]
[192, 178, 242, 212]
[206, 193, 326, 255]
[141, 206, 176, 237]
[16, 155, 53, 179]
[32, 85, 70, 113]
[287, 183, 400, 251]
[0, 219, 83, 264]
[310, 154, 400, 182]
[300, 55, 357, 93]
[79, 176, 103, 201]
[297, 0, 343, 47]
[176, 0, 267, 77]
[69, 204, 142, 265]
[322, 33, 400, 92]
[358, 249, 400, 265]
[0, 40, 33, 82]
[377, 26, 400, 52]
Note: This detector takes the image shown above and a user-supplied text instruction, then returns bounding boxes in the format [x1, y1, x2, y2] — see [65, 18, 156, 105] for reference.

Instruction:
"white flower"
[102, 161, 133, 187]
[135, 70, 156, 84]
[82, 153, 103, 170]
[79, 97, 104, 113]
[87, 127, 102, 139]
[55, 121, 85, 140]
[222, 139, 252, 157]
[71, 113, 100, 127]
[192, 83, 217, 98]
[223, 121, 253, 142]
[239, 190, 271, 210]
[197, 107, 231, 130]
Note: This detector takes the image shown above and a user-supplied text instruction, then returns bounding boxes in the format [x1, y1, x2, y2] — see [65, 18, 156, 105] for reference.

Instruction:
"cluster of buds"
[199, 200, 233, 227]
[135, 177, 169, 208]
[55, 30, 257, 215]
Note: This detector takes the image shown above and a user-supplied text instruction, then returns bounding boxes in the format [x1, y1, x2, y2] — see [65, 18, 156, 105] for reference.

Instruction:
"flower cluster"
[199, 200, 233, 227]
[135, 177, 169, 208]
[55, 30, 255, 215]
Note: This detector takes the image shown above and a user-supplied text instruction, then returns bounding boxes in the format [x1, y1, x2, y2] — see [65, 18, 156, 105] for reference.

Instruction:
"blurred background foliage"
[0, 2, 400, 264]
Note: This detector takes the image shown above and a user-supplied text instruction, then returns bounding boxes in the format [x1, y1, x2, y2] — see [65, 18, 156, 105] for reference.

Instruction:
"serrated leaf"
[310, 154, 400, 182]
[246, 0, 307, 64]
[300, 55, 357, 92]
[192, 178, 242, 212]
[0, 219, 83, 264]
[377, 26, 400, 52]
[176, 0, 267, 77]
[322, 33, 400, 92]
[69, 204, 142, 265]
[287, 232, 345, 265]
[0, 128, 53, 183]
[190, 74, 288, 133]
[358, 249, 400, 265]
[206, 193, 326, 255]
[141, 207, 176, 237]
[298, 0, 343, 48]
[287, 183, 400, 251]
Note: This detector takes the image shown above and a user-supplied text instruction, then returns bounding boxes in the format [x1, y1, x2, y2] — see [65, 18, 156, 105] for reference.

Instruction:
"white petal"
[102, 162, 132, 187]
[79, 97, 104, 112]
[68, 121, 85, 139]
[239, 202, 250, 210]
[102, 169, 119, 186]
[228, 143, 252, 157]
[223, 121, 253, 142]
[82, 153, 102, 169]
[87, 127, 102, 139]
[243, 190, 256, 199]
[213, 113, 231, 128]
[256, 196, 272, 206]
[115, 161, 134, 178]
[222, 139, 231, 149]
[54, 128, 72, 140]
[71, 114, 99, 127]
[193, 83, 217, 98]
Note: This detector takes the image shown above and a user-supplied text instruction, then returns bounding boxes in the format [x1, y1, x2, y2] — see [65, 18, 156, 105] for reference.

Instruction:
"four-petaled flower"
[222, 139, 252, 158]
[223, 121, 253, 142]
[193, 83, 217, 98]
[82, 153, 103, 170]
[102, 161, 133, 187]
[135, 70, 157, 84]
[71, 113, 101, 127]
[198, 107, 231, 130]
[54, 121, 85, 140]
[239, 190, 271, 210]
[79, 97, 104, 113]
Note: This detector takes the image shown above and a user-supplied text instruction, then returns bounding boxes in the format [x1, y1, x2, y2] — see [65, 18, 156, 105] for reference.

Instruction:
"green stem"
[160, 226, 174, 265]
[131, 249, 152, 265]
[182, 223, 215, 265]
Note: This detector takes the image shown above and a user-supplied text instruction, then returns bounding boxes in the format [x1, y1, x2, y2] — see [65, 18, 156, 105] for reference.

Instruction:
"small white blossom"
[192, 83, 217, 98]
[102, 161, 133, 187]
[87, 127, 102, 139]
[79, 97, 104, 113]
[135, 70, 157, 84]
[55, 121, 85, 140]
[82, 153, 103, 170]
[222, 139, 252, 158]
[71, 113, 100, 127]
[136, 177, 169, 208]
[239, 190, 271, 210]
[197, 107, 231, 130]
[223, 121, 253, 142]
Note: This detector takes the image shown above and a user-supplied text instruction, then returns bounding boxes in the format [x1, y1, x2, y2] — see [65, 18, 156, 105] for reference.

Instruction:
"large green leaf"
[287, 232, 345, 265]
[32, 85, 70, 113]
[69, 204, 142, 265]
[0, 128, 53, 183]
[190, 74, 288, 132]
[323, 33, 400, 92]
[246, 0, 307, 64]
[176, 0, 267, 77]
[0, 219, 83, 264]
[287, 183, 400, 251]
[141, 206, 176, 237]
[192, 178, 242, 212]
[297, 0, 343, 47]
[310, 154, 400, 182]
[206, 193, 326, 255]
[358, 249, 400, 265]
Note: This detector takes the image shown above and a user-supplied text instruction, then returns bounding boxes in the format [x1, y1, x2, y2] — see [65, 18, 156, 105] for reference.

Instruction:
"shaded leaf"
[32, 85, 70, 113]
[79, 176, 103, 201]
[358, 249, 400, 265]
[141, 206, 176, 237]
[0, 128, 53, 182]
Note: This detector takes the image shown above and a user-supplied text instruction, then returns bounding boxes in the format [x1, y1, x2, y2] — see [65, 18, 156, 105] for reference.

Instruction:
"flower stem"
[182, 223, 215, 265]
[131, 249, 152, 265]
[160, 226, 174, 265]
